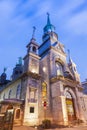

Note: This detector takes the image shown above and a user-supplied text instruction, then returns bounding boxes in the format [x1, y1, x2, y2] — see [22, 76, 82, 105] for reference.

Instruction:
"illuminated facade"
[0, 14, 87, 126]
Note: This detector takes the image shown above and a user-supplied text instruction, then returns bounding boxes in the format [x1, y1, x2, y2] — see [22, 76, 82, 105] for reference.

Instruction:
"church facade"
[0, 14, 87, 126]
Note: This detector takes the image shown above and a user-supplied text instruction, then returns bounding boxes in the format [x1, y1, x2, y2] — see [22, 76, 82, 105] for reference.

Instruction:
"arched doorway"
[65, 91, 76, 121]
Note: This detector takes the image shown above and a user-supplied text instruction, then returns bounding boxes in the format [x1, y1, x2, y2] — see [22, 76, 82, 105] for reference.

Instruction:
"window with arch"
[8, 90, 12, 99]
[65, 91, 75, 118]
[65, 91, 72, 99]
[42, 82, 47, 99]
[56, 62, 63, 76]
[32, 46, 36, 53]
[16, 85, 21, 99]
[15, 108, 20, 119]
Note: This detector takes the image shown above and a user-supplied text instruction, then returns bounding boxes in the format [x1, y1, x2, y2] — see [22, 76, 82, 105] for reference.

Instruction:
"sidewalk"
[13, 126, 36, 130]
[13, 125, 87, 130]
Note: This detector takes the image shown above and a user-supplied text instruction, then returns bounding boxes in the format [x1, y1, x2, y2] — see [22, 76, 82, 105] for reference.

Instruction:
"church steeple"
[43, 13, 55, 34]
[31, 26, 36, 40]
[26, 26, 39, 55]
[39, 13, 58, 57]
[47, 12, 51, 25]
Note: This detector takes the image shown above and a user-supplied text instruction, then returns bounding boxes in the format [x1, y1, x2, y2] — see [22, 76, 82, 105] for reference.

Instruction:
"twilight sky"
[0, 0, 87, 81]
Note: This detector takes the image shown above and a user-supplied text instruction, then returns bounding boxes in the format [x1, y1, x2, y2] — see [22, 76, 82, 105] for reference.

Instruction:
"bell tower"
[39, 13, 58, 57]
[23, 27, 40, 73]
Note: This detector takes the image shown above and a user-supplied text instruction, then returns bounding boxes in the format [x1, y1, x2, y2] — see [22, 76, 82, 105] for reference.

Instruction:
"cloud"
[65, 10, 87, 35]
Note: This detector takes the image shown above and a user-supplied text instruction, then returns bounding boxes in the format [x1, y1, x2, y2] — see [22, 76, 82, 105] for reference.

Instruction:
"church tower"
[23, 27, 41, 125]
[23, 27, 40, 74]
[39, 14, 83, 125]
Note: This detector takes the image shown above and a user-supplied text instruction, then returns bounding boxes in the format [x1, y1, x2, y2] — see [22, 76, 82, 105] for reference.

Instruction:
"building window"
[42, 82, 47, 100]
[8, 90, 12, 99]
[30, 107, 34, 113]
[3, 93, 5, 99]
[29, 88, 37, 102]
[15, 109, 20, 119]
[56, 62, 63, 76]
[32, 46, 36, 53]
[16, 85, 21, 99]
[65, 91, 72, 99]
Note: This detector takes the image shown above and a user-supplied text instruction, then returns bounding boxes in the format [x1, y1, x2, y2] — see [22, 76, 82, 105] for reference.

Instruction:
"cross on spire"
[32, 26, 36, 39]
[67, 49, 72, 63]
[47, 12, 51, 25]
[3, 67, 7, 73]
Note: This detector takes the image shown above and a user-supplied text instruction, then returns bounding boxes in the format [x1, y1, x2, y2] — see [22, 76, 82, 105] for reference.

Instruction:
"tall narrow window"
[56, 62, 63, 76]
[16, 85, 21, 99]
[30, 107, 34, 113]
[15, 109, 20, 119]
[32, 46, 36, 53]
[3, 93, 5, 99]
[8, 90, 12, 99]
[29, 88, 37, 102]
[42, 82, 47, 100]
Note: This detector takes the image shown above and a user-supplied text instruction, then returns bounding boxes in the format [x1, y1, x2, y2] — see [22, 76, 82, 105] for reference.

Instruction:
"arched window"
[65, 91, 72, 99]
[8, 90, 12, 99]
[65, 91, 76, 120]
[32, 46, 36, 53]
[42, 82, 47, 100]
[16, 85, 21, 99]
[15, 109, 20, 119]
[56, 62, 63, 76]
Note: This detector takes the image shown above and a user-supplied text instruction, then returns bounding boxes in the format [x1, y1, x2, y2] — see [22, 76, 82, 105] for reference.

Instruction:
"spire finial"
[3, 67, 7, 73]
[18, 57, 22, 65]
[32, 26, 36, 39]
[47, 12, 51, 25]
[67, 49, 71, 63]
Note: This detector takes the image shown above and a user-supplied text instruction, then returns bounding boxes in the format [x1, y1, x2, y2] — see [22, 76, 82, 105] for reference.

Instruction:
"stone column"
[61, 96, 68, 125]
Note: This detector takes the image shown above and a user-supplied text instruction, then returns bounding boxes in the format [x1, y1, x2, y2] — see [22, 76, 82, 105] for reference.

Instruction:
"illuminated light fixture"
[43, 67, 46, 72]
[32, 69, 36, 73]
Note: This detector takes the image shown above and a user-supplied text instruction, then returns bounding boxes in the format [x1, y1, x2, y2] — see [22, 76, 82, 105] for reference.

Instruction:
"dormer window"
[56, 62, 63, 76]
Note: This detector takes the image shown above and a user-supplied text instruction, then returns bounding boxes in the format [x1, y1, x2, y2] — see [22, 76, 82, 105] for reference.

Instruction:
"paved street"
[13, 125, 87, 130]
[13, 126, 36, 130]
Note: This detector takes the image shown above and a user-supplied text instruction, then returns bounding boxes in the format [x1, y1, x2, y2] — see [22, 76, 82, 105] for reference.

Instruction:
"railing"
[28, 98, 37, 103]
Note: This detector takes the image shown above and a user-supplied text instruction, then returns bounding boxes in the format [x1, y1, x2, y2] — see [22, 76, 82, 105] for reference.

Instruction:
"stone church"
[0, 14, 87, 126]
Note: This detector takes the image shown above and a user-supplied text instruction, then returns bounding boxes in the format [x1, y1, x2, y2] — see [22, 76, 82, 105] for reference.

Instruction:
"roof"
[0, 98, 25, 105]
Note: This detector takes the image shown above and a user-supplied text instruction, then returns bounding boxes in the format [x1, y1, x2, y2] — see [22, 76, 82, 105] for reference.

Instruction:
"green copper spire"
[43, 13, 55, 33]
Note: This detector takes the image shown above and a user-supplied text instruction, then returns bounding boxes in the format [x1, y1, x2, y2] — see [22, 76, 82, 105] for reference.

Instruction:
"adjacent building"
[0, 14, 87, 126]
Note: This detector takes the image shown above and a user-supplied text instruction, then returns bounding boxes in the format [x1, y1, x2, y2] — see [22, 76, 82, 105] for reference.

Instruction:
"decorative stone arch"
[15, 108, 21, 119]
[64, 87, 76, 99]
[55, 57, 64, 76]
[64, 87, 78, 121]
[7, 104, 13, 110]
[55, 57, 65, 66]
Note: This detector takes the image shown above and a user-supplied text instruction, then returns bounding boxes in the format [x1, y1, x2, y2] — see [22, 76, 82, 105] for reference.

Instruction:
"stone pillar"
[61, 96, 68, 125]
